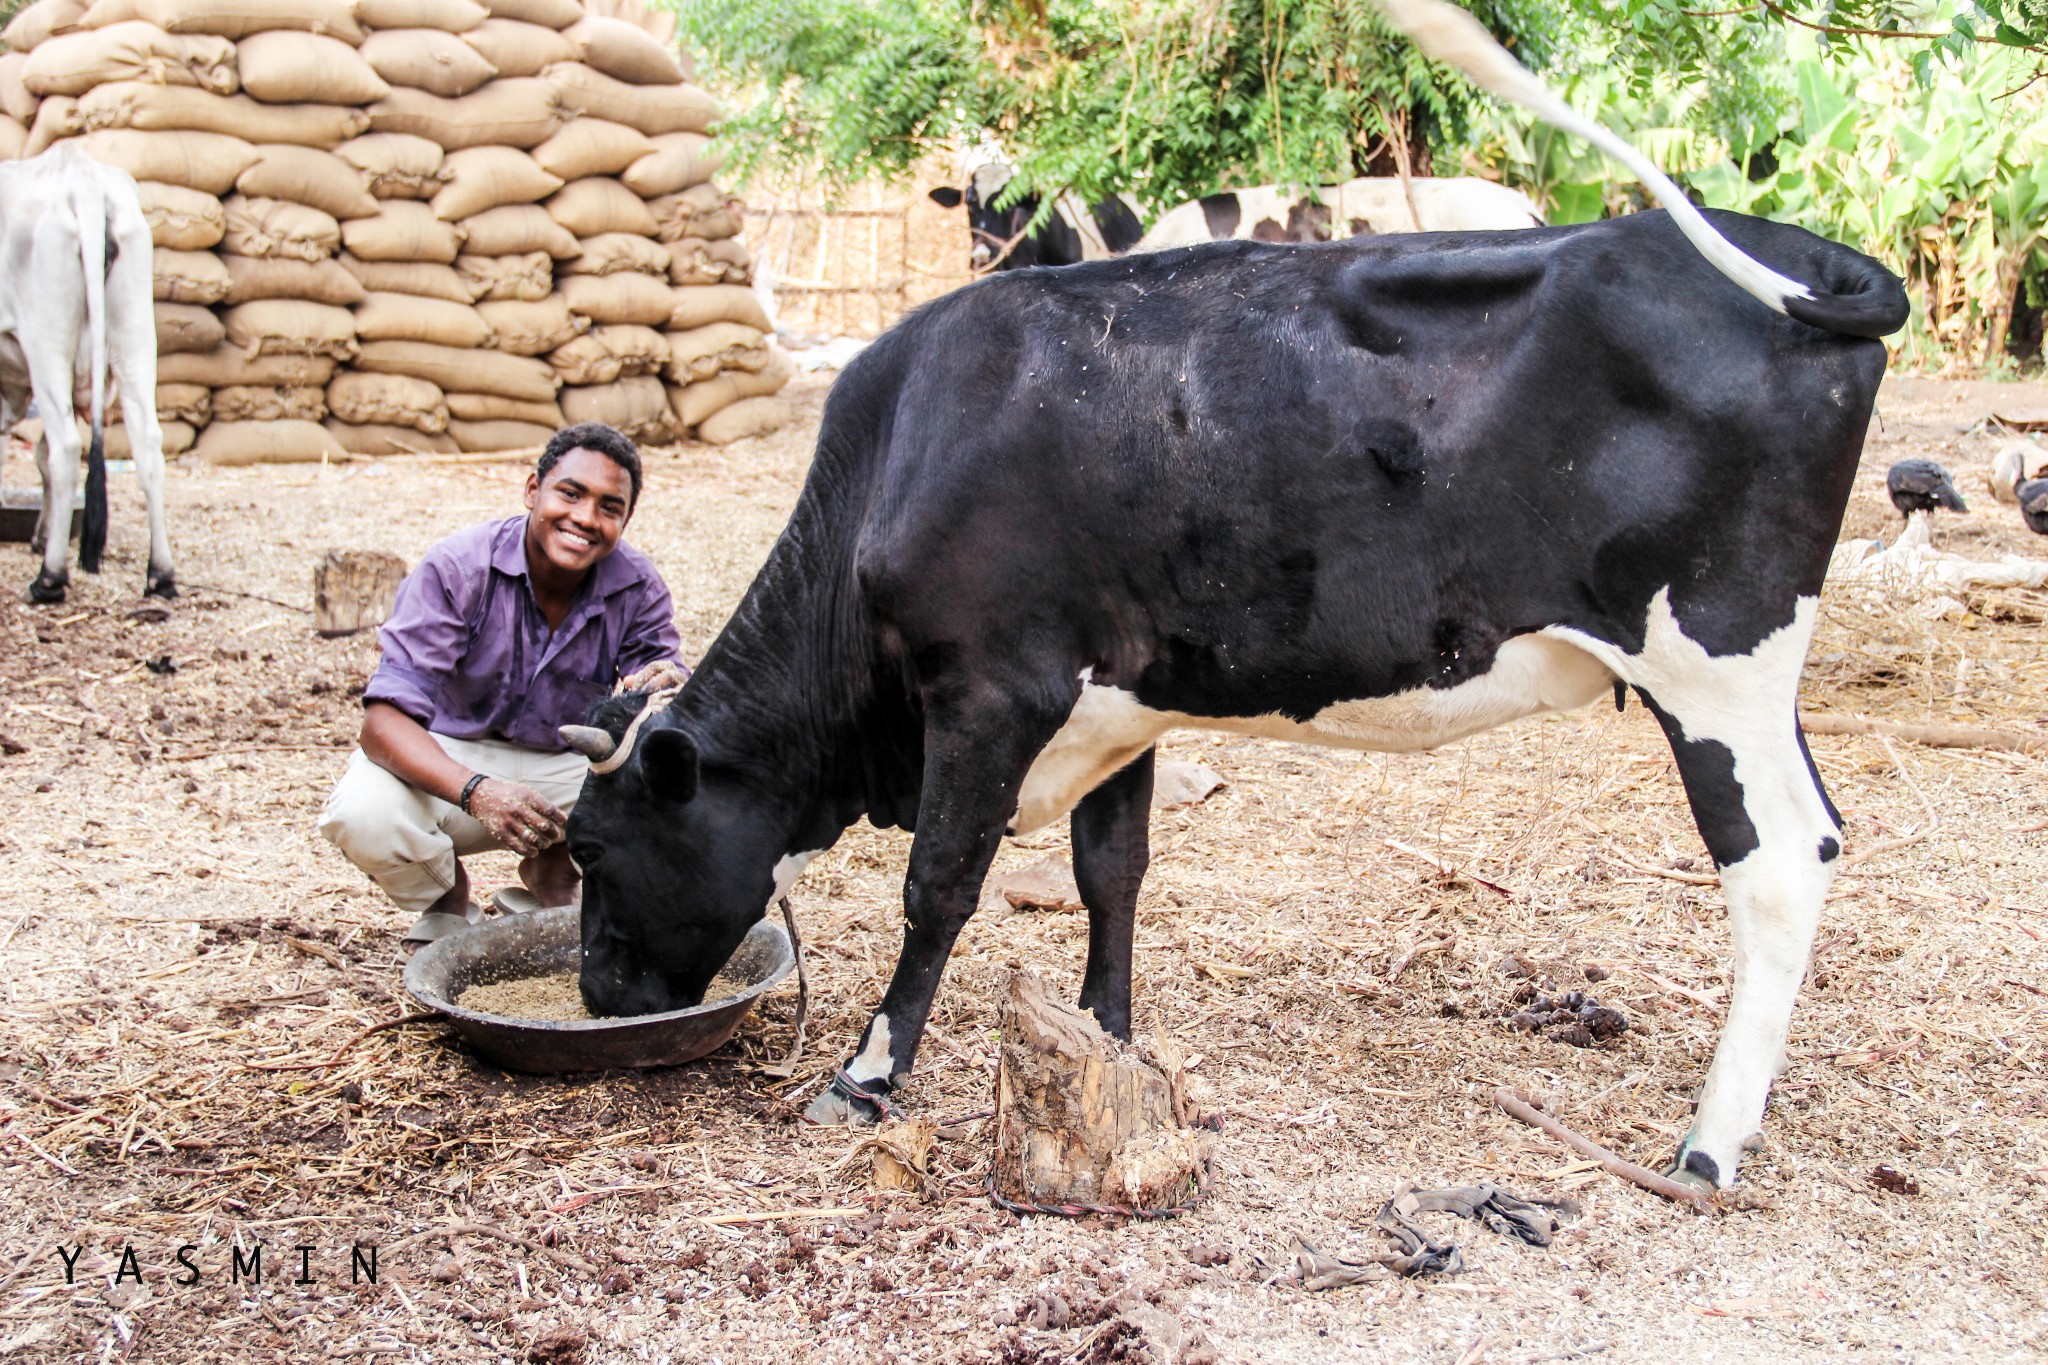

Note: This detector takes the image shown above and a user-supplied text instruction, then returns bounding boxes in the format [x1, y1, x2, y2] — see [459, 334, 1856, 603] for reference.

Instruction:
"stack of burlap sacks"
[0, 0, 790, 464]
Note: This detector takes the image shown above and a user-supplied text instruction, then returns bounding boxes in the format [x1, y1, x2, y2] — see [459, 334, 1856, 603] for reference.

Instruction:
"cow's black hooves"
[26, 573, 66, 605]
[145, 574, 178, 600]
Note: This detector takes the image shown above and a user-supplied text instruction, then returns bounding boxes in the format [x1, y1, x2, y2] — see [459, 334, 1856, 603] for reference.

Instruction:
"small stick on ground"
[1801, 711, 2043, 754]
[1493, 1087, 1712, 1213]
[324, 1011, 443, 1068]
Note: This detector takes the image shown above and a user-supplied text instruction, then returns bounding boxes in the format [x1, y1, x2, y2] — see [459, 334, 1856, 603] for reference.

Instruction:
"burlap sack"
[353, 290, 491, 347]
[430, 144, 560, 220]
[221, 298, 358, 359]
[0, 114, 21, 158]
[444, 389, 559, 425]
[663, 234, 751, 286]
[558, 271, 670, 326]
[336, 252, 472, 301]
[669, 348, 792, 427]
[5, 0, 88, 54]
[560, 230, 666, 278]
[667, 282, 771, 333]
[235, 143, 378, 219]
[543, 62, 718, 138]
[326, 369, 448, 432]
[696, 394, 787, 446]
[132, 0, 364, 44]
[223, 192, 340, 261]
[459, 202, 575, 257]
[324, 418, 458, 454]
[354, 0, 484, 31]
[23, 21, 237, 95]
[211, 382, 326, 421]
[547, 323, 663, 385]
[561, 16, 679, 86]
[544, 175, 651, 237]
[647, 181, 743, 243]
[476, 294, 582, 356]
[157, 344, 334, 385]
[0, 54, 36, 121]
[479, 0, 577, 30]
[78, 85, 367, 147]
[368, 77, 560, 150]
[459, 17, 570, 77]
[76, 0, 146, 25]
[100, 420, 196, 456]
[340, 199, 465, 262]
[152, 245, 230, 301]
[334, 131, 446, 198]
[24, 94, 80, 154]
[222, 253, 366, 304]
[356, 338, 557, 400]
[194, 417, 346, 465]
[620, 131, 716, 199]
[154, 300, 224, 352]
[80, 127, 254, 190]
[236, 29, 387, 102]
[360, 27, 494, 96]
[155, 382, 210, 423]
[449, 416, 552, 451]
[529, 116, 649, 181]
[559, 376, 671, 442]
[665, 322, 768, 384]
[456, 250, 549, 302]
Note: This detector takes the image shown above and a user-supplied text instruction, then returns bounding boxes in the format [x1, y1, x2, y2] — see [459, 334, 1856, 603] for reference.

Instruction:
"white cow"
[1133, 175, 1543, 252]
[0, 144, 171, 603]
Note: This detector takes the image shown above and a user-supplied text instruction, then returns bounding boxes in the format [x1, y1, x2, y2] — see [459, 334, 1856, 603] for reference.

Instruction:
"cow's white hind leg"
[27, 365, 83, 604]
[1549, 590, 1839, 1189]
[108, 209, 174, 597]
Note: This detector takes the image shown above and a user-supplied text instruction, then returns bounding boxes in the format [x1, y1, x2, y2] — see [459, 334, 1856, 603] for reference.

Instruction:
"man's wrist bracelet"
[458, 774, 487, 813]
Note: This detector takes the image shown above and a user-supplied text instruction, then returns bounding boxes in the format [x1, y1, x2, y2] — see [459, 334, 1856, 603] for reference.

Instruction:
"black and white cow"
[927, 150, 1145, 272]
[561, 7, 1908, 1192]
[1134, 176, 1542, 251]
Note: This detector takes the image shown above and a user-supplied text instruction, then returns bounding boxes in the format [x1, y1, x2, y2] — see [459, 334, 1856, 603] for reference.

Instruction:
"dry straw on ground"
[0, 372, 2044, 1363]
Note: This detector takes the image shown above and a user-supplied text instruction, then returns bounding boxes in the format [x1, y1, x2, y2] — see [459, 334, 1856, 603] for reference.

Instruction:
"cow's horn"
[559, 725, 616, 760]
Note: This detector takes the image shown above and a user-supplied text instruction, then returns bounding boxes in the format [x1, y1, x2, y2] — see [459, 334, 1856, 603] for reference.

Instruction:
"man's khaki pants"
[319, 735, 588, 916]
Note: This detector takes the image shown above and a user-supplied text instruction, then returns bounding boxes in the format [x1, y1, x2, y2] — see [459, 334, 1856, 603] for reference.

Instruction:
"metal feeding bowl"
[402, 905, 794, 1074]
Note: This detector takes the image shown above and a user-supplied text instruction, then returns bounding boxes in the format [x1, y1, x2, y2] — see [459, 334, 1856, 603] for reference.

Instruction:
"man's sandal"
[400, 903, 484, 957]
[490, 887, 576, 916]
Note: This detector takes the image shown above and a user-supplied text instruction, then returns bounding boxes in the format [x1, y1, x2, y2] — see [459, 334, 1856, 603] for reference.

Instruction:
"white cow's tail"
[1374, 0, 1907, 339]
[76, 181, 110, 574]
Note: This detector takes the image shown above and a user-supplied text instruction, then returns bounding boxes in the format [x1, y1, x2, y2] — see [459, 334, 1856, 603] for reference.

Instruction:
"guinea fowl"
[1887, 458, 1968, 519]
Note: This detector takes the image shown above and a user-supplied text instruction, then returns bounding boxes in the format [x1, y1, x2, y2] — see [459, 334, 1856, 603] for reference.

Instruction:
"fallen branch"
[1801, 711, 2043, 754]
[1492, 1087, 1711, 1213]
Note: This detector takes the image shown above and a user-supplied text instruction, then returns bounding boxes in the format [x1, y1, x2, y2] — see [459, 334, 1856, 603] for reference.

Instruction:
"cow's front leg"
[1072, 747, 1154, 1039]
[805, 686, 1075, 1127]
[1635, 676, 1839, 1188]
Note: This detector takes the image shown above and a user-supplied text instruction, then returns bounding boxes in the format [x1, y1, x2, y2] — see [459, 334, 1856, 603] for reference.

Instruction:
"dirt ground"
[2, 369, 2046, 1365]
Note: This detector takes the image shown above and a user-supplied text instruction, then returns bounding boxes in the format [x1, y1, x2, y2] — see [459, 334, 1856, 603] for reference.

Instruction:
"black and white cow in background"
[1133, 175, 1543, 251]
[927, 148, 1145, 271]
[561, 0, 1908, 1192]
[0, 144, 173, 603]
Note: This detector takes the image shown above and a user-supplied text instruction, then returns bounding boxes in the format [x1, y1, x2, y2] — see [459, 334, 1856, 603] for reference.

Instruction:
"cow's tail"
[1373, 0, 1908, 339]
[76, 182, 110, 574]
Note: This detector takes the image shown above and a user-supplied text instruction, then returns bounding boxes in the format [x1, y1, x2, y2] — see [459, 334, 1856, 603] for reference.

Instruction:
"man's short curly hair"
[537, 422, 642, 509]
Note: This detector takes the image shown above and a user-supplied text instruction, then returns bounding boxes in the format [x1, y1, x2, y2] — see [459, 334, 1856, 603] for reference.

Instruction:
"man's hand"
[619, 658, 691, 694]
[466, 779, 566, 858]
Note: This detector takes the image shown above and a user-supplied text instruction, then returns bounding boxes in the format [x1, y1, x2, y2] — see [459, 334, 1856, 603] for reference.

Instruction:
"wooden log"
[313, 549, 408, 638]
[992, 970, 1206, 1212]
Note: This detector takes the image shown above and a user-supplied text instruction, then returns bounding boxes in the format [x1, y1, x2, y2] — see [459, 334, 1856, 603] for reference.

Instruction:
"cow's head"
[928, 150, 1033, 271]
[561, 696, 793, 1017]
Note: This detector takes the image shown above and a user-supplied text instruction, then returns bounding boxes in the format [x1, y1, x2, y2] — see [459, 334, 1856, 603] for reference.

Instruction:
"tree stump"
[992, 970, 1208, 1213]
[314, 550, 407, 638]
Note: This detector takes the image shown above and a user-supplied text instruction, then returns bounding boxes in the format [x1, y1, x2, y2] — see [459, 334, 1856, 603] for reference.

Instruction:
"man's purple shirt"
[364, 515, 681, 752]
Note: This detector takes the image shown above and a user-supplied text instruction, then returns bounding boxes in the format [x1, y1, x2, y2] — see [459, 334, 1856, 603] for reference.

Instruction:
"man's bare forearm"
[361, 702, 474, 805]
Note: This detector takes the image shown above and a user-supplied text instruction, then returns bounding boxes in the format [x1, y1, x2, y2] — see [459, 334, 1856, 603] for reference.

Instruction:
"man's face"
[524, 447, 633, 575]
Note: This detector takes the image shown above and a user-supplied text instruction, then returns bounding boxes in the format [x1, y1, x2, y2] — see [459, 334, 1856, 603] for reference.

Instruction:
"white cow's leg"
[28, 379, 81, 604]
[1552, 592, 1838, 1188]
[111, 364, 173, 596]
[108, 216, 173, 597]
[29, 431, 51, 556]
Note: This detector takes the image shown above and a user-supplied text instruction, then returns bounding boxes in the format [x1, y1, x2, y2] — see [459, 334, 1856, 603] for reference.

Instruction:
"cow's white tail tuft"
[1373, 0, 1812, 315]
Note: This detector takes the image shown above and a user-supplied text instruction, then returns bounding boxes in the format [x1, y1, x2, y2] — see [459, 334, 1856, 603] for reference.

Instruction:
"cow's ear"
[640, 728, 698, 803]
[927, 186, 962, 209]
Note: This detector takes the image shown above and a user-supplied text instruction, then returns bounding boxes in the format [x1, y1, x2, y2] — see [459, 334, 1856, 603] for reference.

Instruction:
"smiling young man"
[319, 423, 687, 950]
